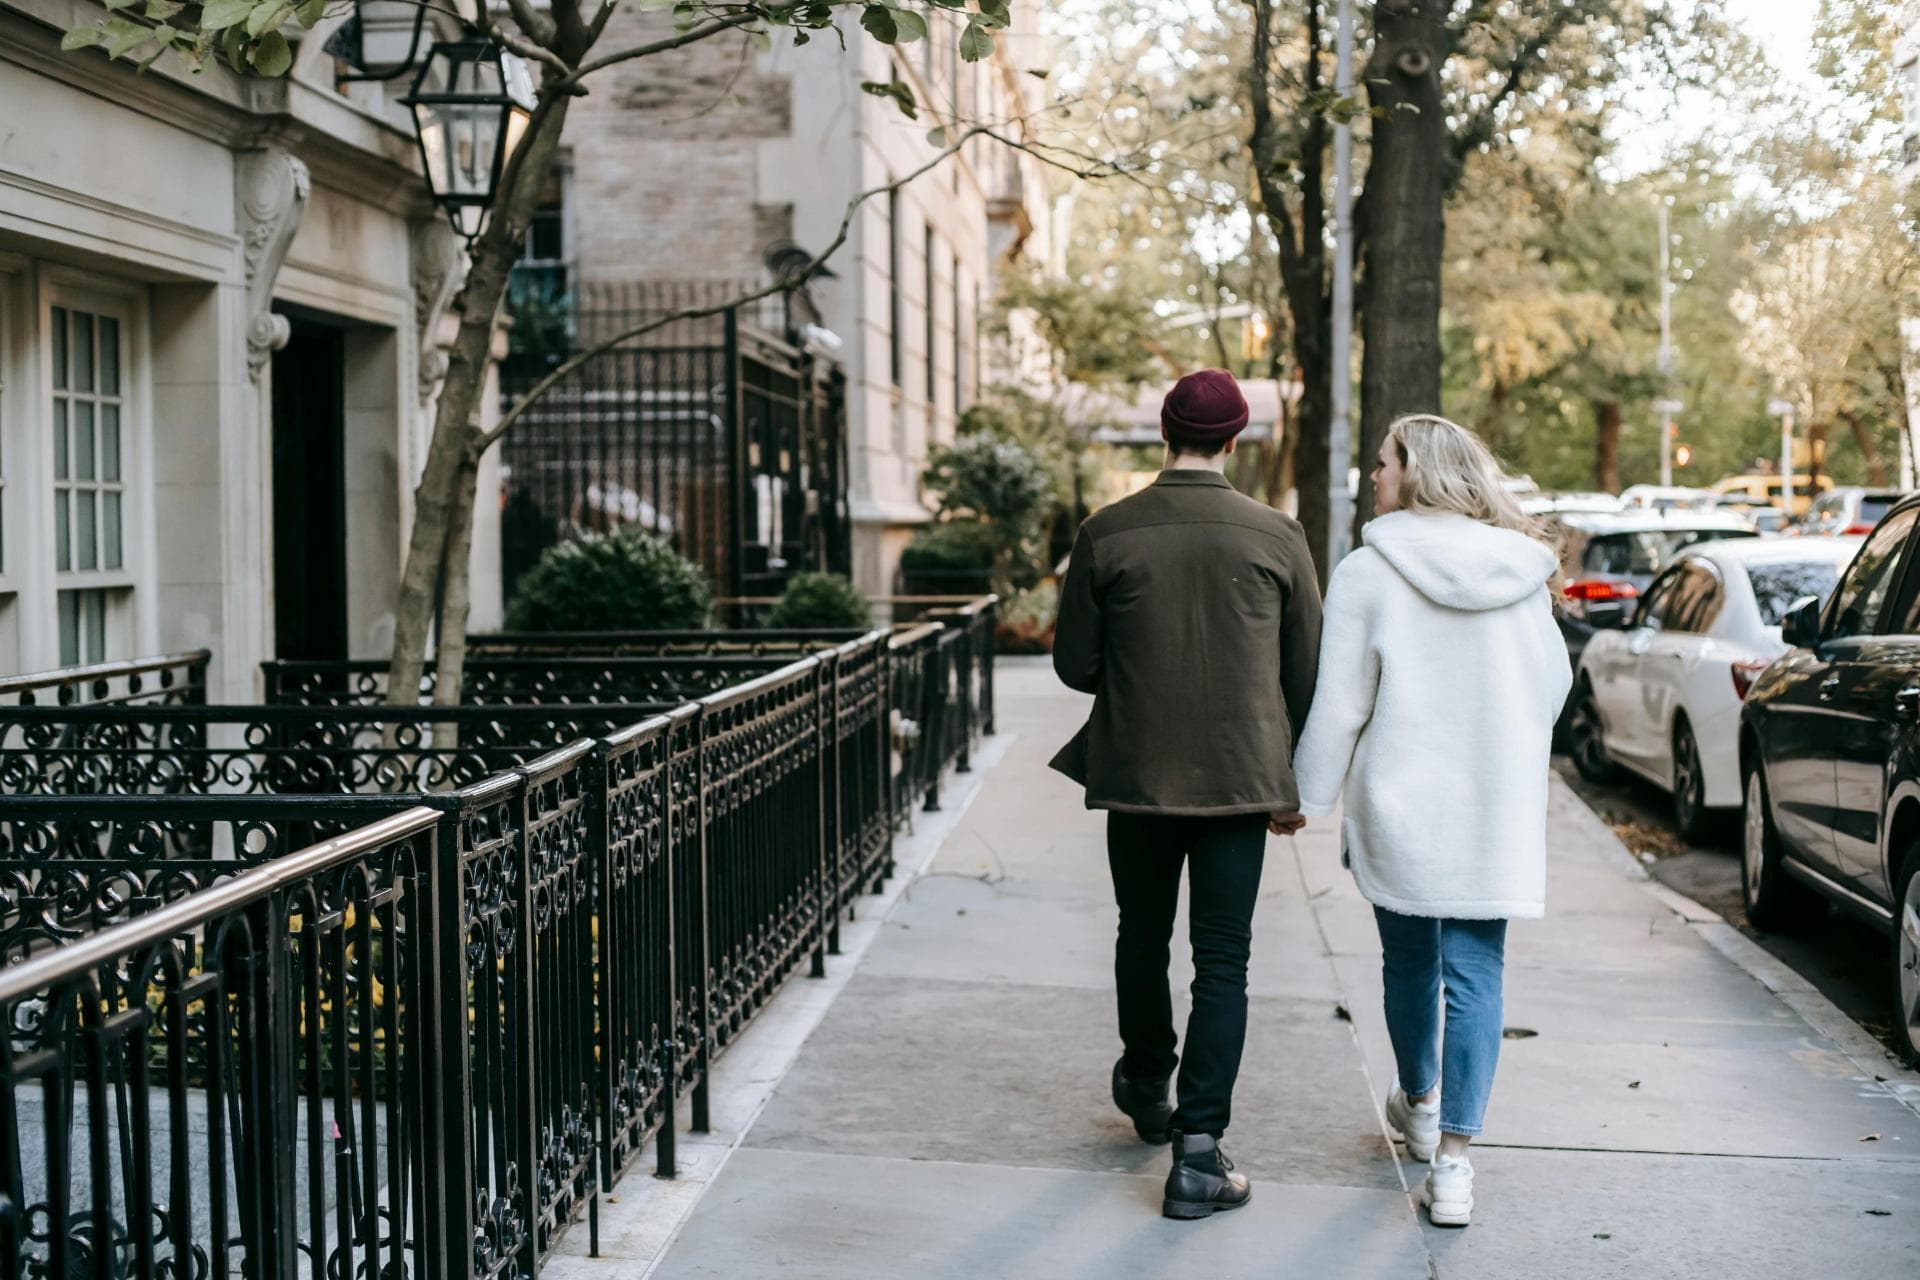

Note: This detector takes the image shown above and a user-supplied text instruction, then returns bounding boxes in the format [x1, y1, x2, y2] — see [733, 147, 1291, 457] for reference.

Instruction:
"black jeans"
[1108, 811, 1267, 1137]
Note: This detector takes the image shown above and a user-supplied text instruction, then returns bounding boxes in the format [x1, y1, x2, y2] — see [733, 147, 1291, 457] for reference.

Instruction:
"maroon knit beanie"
[1161, 369, 1250, 448]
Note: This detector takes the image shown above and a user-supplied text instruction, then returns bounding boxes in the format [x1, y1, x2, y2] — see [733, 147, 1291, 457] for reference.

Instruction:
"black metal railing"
[0, 650, 209, 709]
[0, 613, 987, 1279]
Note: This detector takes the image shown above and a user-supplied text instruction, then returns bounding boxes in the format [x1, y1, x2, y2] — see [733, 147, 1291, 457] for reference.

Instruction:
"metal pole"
[1327, 0, 1356, 567]
[1657, 202, 1673, 490]
[1780, 404, 1795, 518]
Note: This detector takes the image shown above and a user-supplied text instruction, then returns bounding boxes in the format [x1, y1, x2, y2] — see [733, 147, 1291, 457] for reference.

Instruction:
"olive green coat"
[1050, 469, 1324, 816]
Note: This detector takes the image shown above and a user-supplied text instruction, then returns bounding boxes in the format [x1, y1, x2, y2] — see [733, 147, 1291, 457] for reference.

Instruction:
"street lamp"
[1652, 397, 1683, 487]
[404, 39, 537, 241]
[327, 0, 429, 79]
[1768, 398, 1797, 517]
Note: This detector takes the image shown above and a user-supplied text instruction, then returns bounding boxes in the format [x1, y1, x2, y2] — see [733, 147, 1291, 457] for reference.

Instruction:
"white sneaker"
[1384, 1084, 1440, 1163]
[1420, 1153, 1474, 1227]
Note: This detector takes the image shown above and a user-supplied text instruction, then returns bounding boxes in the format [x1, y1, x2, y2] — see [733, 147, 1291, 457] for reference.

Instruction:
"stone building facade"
[0, 0, 498, 696]
[551, 8, 1053, 593]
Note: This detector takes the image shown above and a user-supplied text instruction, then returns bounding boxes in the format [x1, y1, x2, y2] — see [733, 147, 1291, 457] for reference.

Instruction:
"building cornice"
[2, 1, 430, 217]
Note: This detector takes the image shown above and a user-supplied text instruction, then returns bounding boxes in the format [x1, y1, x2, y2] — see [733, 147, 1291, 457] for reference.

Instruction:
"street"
[1555, 756, 1903, 1059]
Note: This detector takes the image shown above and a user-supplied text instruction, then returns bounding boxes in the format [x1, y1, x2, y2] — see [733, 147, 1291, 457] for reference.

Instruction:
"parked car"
[1619, 484, 1719, 514]
[1520, 490, 1623, 517]
[1712, 472, 1833, 518]
[1739, 495, 1920, 1064]
[1549, 511, 1761, 739]
[1567, 537, 1863, 840]
[1798, 487, 1907, 538]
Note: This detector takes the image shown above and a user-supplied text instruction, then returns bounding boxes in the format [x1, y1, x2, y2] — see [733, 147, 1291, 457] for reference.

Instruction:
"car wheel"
[1671, 721, 1715, 843]
[1742, 765, 1816, 931]
[1568, 682, 1615, 784]
[1894, 849, 1920, 1068]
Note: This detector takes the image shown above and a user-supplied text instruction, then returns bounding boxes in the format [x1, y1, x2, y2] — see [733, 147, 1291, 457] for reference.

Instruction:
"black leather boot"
[1111, 1057, 1173, 1144]
[1162, 1131, 1251, 1220]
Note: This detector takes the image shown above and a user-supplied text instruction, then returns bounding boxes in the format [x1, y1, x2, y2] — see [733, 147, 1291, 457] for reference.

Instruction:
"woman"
[1293, 414, 1571, 1228]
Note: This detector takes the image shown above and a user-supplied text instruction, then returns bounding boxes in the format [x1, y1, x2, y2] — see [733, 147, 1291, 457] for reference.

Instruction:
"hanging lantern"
[404, 39, 536, 240]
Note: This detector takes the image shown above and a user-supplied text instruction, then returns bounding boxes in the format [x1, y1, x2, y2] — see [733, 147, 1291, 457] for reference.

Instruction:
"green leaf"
[1025, 67, 1049, 79]
[793, 28, 810, 44]
[889, 8, 927, 42]
[250, 28, 293, 75]
[102, 0, 141, 10]
[199, 0, 255, 32]
[638, 0, 676, 9]
[103, 18, 151, 57]
[145, 0, 185, 17]
[958, 21, 993, 61]
[294, 0, 326, 26]
[977, 0, 1010, 23]
[927, 0, 966, 7]
[927, 125, 948, 146]
[860, 4, 897, 43]
[246, 2, 292, 37]
[60, 27, 106, 50]
[860, 78, 918, 120]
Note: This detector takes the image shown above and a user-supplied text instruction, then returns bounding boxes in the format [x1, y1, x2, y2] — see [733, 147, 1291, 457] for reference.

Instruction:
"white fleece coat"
[1293, 511, 1572, 919]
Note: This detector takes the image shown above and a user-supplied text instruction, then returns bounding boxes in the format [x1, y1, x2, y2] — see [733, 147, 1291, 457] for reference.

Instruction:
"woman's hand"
[1269, 812, 1307, 837]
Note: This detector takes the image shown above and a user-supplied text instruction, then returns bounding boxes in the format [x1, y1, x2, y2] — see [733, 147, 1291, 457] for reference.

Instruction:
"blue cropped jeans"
[1373, 907, 1509, 1137]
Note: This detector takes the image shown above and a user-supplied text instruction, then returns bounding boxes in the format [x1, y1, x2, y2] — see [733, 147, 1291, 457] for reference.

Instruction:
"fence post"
[811, 662, 829, 979]
[655, 731, 680, 1179]
[724, 309, 748, 606]
[825, 656, 843, 955]
[420, 816, 477, 1280]
[982, 599, 997, 736]
[922, 641, 944, 815]
[690, 710, 714, 1134]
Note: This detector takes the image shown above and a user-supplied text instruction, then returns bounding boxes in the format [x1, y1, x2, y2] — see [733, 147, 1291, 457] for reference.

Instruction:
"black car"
[1739, 495, 1920, 1064]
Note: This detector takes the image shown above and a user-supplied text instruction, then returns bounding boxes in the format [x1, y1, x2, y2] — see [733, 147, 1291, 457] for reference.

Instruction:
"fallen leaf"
[1333, 1004, 1352, 1022]
[1502, 1027, 1539, 1039]
[1628, 1081, 1641, 1089]
[1593, 1232, 1612, 1240]
[1865, 1209, 1892, 1217]
[1860, 1133, 1882, 1142]
[956, 908, 967, 916]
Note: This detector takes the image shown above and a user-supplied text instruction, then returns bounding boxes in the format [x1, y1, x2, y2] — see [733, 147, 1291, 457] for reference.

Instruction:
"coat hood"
[1362, 510, 1556, 612]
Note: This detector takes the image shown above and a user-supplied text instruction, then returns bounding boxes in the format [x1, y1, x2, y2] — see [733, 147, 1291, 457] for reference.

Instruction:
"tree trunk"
[1592, 399, 1622, 493]
[430, 440, 483, 742]
[1355, 1, 1449, 526]
[1845, 411, 1888, 487]
[1292, 328, 1333, 581]
[387, 92, 573, 711]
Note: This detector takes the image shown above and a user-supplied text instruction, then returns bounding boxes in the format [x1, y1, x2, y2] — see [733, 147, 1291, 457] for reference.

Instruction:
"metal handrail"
[0, 804, 442, 1004]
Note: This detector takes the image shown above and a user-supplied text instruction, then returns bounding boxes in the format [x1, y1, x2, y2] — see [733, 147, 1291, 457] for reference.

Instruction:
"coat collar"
[1152, 469, 1233, 489]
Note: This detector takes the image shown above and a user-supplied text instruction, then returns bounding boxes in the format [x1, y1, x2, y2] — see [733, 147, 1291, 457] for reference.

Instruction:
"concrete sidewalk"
[632, 659, 1920, 1278]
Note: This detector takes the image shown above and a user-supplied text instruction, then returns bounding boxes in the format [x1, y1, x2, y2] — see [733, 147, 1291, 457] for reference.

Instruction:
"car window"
[1809, 493, 1844, 520]
[1663, 563, 1722, 633]
[1828, 509, 1918, 638]
[1635, 570, 1681, 630]
[1746, 561, 1843, 627]
[1582, 528, 1755, 577]
[1859, 495, 1898, 527]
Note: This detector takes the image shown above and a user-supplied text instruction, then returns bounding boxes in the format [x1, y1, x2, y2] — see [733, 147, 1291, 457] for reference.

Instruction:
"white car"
[1567, 537, 1864, 840]
[1618, 484, 1720, 514]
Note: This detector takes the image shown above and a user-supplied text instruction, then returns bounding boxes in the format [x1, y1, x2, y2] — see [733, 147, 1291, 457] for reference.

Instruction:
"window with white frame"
[49, 303, 131, 666]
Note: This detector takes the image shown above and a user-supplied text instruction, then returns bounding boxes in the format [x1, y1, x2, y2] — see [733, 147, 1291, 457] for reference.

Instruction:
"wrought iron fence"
[0, 615, 985, 1279]
[0, 650, 209, 709]
[500, 285, 850, 605]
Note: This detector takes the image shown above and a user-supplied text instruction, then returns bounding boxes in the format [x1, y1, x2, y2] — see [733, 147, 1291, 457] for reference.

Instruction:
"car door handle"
[1897, 688, 1920, 717]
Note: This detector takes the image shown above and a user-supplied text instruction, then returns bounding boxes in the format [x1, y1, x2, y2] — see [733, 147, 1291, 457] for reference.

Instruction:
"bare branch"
[1447, 4, 1599, 188]
[486, 19, 572, 75]
[501, 0, 557, 48]
[562, 13, 757, 86]
[481, 124, 1137, 451]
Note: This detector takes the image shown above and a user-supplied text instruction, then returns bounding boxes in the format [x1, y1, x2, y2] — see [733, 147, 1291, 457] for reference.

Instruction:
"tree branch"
[481, 125, 1136, 450]
[562, 12, 757, 86]
[1446, 6, 1595, 188]
[487, 18, 572, 75]
[501, 0, 557, 48]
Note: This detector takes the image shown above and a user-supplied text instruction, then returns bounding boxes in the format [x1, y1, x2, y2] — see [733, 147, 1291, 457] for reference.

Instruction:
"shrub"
[766, 573, 873, 629]
[899, 520, 1000, 574]
[996, 582, 1058, 655]
[504, 526, 711, 631]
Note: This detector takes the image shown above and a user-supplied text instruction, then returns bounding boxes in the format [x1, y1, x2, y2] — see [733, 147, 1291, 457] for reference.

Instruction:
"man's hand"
[1268, 812, 1306, 837]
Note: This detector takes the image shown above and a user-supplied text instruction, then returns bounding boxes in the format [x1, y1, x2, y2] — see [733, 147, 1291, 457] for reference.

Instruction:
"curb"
[1553, 775, 1920, 1123]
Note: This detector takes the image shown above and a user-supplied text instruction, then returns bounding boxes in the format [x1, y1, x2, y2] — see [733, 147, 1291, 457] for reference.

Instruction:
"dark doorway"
[271, 316, 348, 661]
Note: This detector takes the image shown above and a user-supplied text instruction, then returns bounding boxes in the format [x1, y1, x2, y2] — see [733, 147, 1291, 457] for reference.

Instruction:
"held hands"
[1268, 811, 1307, 837]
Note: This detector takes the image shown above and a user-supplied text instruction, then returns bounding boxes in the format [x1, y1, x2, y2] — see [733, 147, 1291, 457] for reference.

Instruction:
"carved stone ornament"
[411, 219, 469, 407]
[238, 148, 311, 381]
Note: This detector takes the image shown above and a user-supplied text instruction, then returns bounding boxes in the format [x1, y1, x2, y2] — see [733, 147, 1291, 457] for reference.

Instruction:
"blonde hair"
[1386, 414, 1545, 541]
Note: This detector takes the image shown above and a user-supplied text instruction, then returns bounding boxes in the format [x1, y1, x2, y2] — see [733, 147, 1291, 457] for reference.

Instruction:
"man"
[1050, 368, 1323, 1220]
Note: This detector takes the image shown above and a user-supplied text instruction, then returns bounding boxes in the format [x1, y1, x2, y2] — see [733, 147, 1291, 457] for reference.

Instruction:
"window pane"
[74, 313, 95, 393]
[99, 318, 120, 396]
[83, 591, 106, 663]
[52, 307, 67, 391]
[53, 401, 68, 481]
[1751, 561, 1842, 627]
[101, 406, 120, 482]
[76, 490, 97, 570]
[54, 490, 70, 572]
[58, 591, 79, 666]
[103, 492, 122, 571]
[75, 402, 95, 481]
